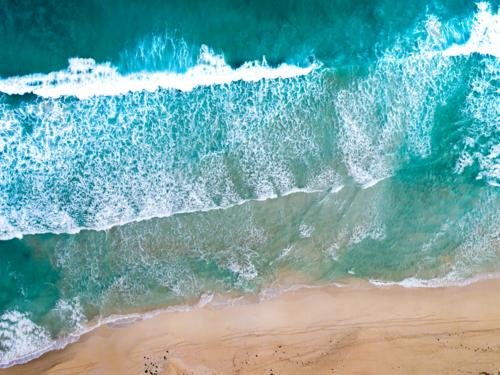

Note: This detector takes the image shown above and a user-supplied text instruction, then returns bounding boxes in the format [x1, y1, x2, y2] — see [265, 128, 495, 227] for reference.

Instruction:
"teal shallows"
[1, 0, 500, 367]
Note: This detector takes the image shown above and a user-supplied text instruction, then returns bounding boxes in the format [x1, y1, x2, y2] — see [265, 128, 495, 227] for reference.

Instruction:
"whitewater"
[1, 0, 500, 370]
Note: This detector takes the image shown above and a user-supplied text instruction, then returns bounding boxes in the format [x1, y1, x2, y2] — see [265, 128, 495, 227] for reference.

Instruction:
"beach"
[3, 278, 500, 375]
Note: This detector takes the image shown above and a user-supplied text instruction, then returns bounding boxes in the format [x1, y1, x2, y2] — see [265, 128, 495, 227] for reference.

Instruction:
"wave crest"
[0, 45, 315, 99]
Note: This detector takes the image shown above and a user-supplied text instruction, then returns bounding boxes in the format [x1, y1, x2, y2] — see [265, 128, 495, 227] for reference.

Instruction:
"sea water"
[1, 0, 500, 367]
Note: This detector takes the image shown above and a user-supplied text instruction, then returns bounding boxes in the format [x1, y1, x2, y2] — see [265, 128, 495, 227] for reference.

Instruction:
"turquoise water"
[1, 0, 500, 367]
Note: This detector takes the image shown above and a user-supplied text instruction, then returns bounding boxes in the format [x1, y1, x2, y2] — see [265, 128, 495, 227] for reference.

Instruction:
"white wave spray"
[0, 45, 316, 99]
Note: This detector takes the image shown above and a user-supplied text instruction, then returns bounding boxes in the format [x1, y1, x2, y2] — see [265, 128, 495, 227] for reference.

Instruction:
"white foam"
[2, 269, 499, 369]
[0, 55, 330, 241]
[106, 316, 143, 329]
[347, 222, 386, 246]
[331, 282, 350, 287]
[0, 294, 213, 368]
[0, 281, 319, 368]
[370, 271, 500, 288]
[0, 297, 92, 368]
[53, 298, 87, 332]
[299, 223, 314, 238]
[453, 44, 500, 184]
[443, 2, 500, 58]
[0, 189, 329, 242]
[269, 245, 294, 265]
[332, 41, 456, 189]
[0, 310, 64, 368]
[0, 46, 316, 99]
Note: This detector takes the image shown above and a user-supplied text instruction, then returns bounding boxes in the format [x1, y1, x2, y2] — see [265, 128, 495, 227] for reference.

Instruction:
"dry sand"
[3, 278, 500, 375]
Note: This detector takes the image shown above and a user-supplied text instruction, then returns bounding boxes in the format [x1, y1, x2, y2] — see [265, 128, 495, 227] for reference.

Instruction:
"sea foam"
[442, 2, 500, 58]
[0, 46, 315, 99]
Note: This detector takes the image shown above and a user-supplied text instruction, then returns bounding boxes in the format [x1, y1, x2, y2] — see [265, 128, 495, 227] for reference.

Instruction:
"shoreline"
[0, 280, 320, 369]
[3, 277, 500, 374]
[3, 270, 499, 369]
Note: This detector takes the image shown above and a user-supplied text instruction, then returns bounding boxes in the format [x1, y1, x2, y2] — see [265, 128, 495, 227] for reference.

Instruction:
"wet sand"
[3, 278, 500, 375]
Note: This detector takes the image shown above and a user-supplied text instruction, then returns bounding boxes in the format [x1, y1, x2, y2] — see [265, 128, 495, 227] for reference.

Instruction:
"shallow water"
[1, 0, 500, 368]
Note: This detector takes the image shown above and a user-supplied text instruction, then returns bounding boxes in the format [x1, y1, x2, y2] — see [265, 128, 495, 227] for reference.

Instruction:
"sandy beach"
[3, 278, 500, 375]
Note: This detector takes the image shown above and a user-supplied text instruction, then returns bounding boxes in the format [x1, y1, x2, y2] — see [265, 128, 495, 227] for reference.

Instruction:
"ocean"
[1, 0, 500, 367]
